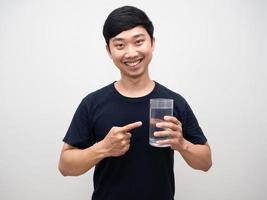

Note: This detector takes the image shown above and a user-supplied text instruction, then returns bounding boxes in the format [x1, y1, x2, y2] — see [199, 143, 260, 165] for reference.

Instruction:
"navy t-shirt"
[63, 81, 207, 200]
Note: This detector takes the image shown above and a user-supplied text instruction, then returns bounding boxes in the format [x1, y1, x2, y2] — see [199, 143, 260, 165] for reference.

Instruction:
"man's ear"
[151, 37, 155, 51]
[106, 44, 112, 58]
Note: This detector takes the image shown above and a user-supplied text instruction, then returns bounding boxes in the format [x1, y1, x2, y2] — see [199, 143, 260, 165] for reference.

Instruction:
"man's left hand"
[154, 116, 188, 151]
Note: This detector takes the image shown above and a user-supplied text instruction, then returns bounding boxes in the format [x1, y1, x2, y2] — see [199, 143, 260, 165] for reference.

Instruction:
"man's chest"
[92, 100, 150, 144]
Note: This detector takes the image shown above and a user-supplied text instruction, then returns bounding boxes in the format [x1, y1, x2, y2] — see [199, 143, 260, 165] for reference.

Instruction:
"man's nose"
[125, 45, 138, 58]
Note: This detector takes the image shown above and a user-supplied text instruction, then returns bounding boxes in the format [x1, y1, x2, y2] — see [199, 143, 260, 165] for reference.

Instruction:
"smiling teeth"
[125, 59, 141, 67]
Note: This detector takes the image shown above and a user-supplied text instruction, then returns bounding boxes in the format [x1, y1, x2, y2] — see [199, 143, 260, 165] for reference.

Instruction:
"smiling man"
[58, 5, 212, 200]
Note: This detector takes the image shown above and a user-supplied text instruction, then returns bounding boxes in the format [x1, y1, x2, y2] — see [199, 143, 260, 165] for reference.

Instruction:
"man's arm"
[178, 142, 212, 171]
[154, 116, 212, 171]
[58, 121, 142, 176]
[58, 142, 106, 176]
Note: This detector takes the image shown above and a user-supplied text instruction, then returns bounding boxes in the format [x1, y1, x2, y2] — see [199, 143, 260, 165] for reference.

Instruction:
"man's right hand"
[58, 121, 142, 176]
[97, 121, 142, 157]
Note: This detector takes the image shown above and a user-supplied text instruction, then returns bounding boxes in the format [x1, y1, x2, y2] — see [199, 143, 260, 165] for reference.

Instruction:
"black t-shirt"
[63, 81, 207, 200]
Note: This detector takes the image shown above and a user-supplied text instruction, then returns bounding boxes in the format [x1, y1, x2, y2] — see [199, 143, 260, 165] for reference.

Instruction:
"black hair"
[103, 6, 154, 46]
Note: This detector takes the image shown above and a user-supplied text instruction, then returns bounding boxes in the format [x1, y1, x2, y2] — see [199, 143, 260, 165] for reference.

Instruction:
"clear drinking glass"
[149, 98, 173, 147]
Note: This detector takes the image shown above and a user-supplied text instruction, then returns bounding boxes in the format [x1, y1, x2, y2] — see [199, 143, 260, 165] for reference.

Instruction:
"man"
[58, 5, 212, 200]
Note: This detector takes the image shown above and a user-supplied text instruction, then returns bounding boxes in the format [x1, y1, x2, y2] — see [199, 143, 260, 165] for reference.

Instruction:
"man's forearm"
[58, 142, 107, 176]
[179, 141, 212, 171]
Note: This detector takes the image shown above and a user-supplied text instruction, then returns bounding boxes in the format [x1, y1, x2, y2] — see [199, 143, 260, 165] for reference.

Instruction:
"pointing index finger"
[119, 121, 142, 132]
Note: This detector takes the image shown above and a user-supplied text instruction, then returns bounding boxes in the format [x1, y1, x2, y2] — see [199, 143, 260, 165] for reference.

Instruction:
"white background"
[1, 0, 267, 199]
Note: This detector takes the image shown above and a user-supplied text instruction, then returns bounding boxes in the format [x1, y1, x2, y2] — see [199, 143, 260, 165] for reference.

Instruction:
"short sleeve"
[63, 98, 95, 149]
[181, 101, 207, 144]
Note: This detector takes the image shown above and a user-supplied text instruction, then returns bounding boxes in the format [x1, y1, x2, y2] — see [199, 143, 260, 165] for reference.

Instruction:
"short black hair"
[103, 6, 154, 46]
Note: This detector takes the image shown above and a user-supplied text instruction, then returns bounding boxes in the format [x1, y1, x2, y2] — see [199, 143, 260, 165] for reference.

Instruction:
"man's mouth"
[124, 58, 143, 67]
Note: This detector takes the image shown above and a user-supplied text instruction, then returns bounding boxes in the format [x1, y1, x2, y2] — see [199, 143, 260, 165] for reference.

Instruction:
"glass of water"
[149, 98, 173, 147]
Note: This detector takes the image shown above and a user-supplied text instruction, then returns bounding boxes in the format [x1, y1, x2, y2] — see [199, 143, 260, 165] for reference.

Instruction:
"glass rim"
[150, 98, 173, 108]
[150, 98, 174, 102]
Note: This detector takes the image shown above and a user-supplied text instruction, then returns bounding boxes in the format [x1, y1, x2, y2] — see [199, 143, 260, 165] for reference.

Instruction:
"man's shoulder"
[155, 82, 186, 102]
[155, 82, 191, 116]
[83, 82, 114, 103]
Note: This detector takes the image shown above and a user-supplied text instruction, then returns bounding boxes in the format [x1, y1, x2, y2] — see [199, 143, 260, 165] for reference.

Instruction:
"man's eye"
[115, 44, 124, 49]
[136, 40, 144, 45]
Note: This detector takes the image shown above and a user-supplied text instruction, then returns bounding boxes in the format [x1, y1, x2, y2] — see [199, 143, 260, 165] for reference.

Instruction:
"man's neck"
[115, 76, 155, 98]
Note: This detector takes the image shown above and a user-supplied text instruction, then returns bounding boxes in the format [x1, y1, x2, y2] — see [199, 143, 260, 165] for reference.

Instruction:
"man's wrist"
[91, 141, 110, 159]
[178, 138, 190, 153]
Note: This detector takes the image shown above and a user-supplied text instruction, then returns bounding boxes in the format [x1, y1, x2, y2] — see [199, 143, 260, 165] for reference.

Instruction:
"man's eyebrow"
[111, 38, 124, 42]
[111, 33, 146, 42]
[133, 33, 145, 38]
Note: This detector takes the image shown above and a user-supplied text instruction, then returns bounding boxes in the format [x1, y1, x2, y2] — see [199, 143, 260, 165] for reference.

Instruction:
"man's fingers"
[154, 130, 171, 137]
[163, 116, 181, 125]
[156, 121, 180, 131]
[119, 121, 142, 132]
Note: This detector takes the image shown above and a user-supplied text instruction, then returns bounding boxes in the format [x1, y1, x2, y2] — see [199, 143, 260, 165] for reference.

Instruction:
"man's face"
[107, 26, 155, 79]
